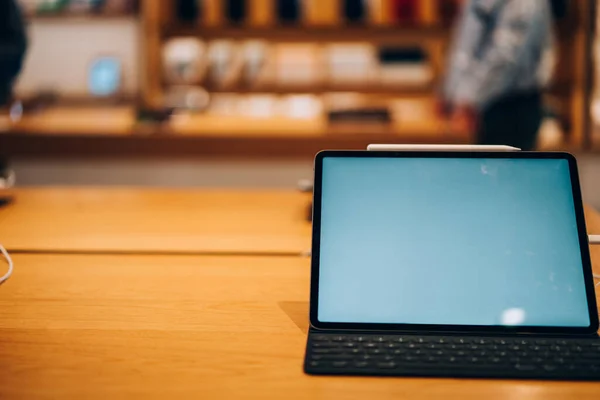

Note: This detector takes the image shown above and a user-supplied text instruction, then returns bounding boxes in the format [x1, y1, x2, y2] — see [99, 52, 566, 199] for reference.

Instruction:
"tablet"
[310, 151, 598, 334]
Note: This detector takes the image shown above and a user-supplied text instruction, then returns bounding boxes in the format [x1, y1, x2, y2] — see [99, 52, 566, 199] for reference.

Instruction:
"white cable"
[0, 244, 14, 285]
[590, 235, 600, 245]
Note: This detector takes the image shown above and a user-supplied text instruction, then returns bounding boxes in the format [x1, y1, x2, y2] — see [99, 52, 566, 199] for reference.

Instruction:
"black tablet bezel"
[309, 150, 599, 335]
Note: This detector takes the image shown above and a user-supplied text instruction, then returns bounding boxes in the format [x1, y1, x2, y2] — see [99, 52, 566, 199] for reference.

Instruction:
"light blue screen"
[318, 157, 590, 327]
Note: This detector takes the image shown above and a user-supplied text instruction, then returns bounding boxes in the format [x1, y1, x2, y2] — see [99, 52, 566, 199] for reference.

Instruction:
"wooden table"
[0, 188, 312, 255]
[0, 253, 599, 399]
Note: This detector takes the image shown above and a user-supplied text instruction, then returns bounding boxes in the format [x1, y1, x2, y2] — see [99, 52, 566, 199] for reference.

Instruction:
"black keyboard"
[304, 333, 600, 380]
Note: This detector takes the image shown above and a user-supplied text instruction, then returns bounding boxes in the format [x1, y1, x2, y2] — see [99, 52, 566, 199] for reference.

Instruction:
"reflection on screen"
[318, 157, 590, 327]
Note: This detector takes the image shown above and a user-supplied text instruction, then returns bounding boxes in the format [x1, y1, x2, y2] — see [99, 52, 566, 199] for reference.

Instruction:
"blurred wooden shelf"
[163, 25, 448, 43]
[177, 83, 436, 96]
[0, 105, 469, 159]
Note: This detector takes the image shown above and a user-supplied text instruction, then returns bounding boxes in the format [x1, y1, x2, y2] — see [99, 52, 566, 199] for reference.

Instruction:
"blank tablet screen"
[317, 156, 590, 328]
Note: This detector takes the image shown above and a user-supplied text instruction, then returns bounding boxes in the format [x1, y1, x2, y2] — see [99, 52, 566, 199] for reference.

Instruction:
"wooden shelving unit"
[1, 0, 594, 159]
[138, 0, 594, 154]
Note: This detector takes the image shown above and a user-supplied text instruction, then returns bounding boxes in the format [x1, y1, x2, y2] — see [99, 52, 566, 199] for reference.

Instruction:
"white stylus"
[367, 144, 521, 152]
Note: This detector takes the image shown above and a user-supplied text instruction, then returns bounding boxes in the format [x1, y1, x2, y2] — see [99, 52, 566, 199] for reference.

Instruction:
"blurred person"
[0, 0, 27, 106]
[0, 0, 27, 185]
[440, 0, 562, 150]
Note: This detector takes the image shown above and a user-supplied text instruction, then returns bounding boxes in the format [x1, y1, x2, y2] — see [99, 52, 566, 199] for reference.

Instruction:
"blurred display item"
[226, 0, 247, 24]
[88, 56, 122, 97]
[207, 40, 244, 88]
[20, 0, 137, 16]
[342, 0, 367, 23]
[164, 86, 210, 111]
[378, 46, 433, 86]
[418, 0, 438, 26]
[276, 0, 302, 24]
[207, 93, 241, 116]
[278, 94, 323, 119]
[390, 0, 417, 24]
[439, 0, 463, 25]
[326, 43, 377, 86]
[274, 44, 323, 86]
[248, 0, 273, 26]
[176, 0, 200, 23]
[305, 0, 338, 25]
[243, 41, 269, 86]
[68, 0, 98, 13]
[102, 0, 137, 13]
[325, 92, 391, 124]
[163, 38, 207, 85]
[238, 95, 278, 118]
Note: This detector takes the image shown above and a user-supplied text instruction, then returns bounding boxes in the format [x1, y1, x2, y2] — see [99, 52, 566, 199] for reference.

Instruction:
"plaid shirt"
[443, 0, 554, 110]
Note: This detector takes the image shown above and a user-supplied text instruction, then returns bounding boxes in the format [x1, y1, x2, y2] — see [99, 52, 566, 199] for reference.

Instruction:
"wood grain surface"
[0, 253, 599, 399]
[0, 188, 312, 255]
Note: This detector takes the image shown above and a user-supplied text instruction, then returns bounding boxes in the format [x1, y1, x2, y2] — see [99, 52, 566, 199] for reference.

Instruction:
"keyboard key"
[378, 362, 397, 369]
[354, 361, 369, 368]
[515, 364, 538, 371]
[309, 361, 320, 368]
[332, 361, 348, 368]
[313, 342, 338, 348]
[363, 343, 377, 349]
[312, 335, 329, 342]
[332, 336, 344, 342]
